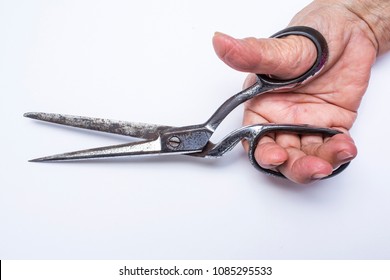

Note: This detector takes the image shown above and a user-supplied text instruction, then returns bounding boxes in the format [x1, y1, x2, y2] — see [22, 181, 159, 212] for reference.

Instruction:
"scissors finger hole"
[247, 124, 349, 179]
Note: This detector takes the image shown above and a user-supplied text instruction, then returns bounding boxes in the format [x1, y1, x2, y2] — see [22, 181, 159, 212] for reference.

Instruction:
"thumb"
[212, 31, 317, 79]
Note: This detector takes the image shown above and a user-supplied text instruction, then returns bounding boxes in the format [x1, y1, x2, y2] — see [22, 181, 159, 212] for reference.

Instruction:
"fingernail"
[312, 173, 329, 180]
[270, 161, 285, 167]
[214, 31, 230, 38]
[337, 151, 354, 162]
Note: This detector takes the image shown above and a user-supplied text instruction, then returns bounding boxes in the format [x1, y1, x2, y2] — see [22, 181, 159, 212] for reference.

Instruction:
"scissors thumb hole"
[266, 35, 318, 80]
[256, 26, 328, 90]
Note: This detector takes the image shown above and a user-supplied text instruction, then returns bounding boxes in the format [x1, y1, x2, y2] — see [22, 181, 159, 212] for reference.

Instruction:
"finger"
[242, 104, 289, 169]
[243, 74, 258, 89]
[273, 133, 332, 183]
[272, 133, 333, 183]
[212, 32, 317, 79]
[255, 133, 357, 183]
[277, 149, 334, 183]
[253, 141, 336, 183]
[301, 133, 357, 167]
[254, 137, 288, 169]
[252, 132, 332, 183]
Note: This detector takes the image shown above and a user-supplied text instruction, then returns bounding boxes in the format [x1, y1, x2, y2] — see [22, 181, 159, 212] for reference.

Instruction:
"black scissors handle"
[246, 125, 350, 179]
[200, 124, 350, 180]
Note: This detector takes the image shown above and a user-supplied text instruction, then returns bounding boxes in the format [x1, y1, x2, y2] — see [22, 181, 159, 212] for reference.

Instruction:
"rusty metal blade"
[29, 138, 164, 162]
[24, 112, 172, 140]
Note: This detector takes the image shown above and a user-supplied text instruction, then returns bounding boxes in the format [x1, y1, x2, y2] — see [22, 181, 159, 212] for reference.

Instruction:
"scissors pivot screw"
[167, 136, 181, 149]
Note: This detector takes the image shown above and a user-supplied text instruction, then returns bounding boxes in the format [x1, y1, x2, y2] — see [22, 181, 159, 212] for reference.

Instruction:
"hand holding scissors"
[25, 27, 350, 181]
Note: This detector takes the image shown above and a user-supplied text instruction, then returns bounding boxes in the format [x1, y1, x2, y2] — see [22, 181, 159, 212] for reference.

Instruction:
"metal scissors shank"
[25, 26, 350, 179]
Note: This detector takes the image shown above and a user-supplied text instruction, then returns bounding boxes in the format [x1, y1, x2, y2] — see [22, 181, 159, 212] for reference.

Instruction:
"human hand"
[212, 1, 380, 183]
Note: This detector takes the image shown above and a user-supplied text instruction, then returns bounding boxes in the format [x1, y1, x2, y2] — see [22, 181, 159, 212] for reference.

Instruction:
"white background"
[1, 0, 389, 259]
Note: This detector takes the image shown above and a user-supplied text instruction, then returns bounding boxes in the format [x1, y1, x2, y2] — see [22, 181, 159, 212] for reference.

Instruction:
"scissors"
[24, 26, 350, 179]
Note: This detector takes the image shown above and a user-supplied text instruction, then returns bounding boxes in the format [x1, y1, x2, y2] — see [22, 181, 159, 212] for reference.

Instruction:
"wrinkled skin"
[212, 1, 378, 183]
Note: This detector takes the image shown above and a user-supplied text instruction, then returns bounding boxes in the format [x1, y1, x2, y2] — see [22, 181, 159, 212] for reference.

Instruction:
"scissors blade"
[24, 112, 172, 140]
[29, 138, 164, 162]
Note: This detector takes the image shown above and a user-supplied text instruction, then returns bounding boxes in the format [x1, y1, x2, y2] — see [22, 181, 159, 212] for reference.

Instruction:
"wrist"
[325, 0, 390, 55]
